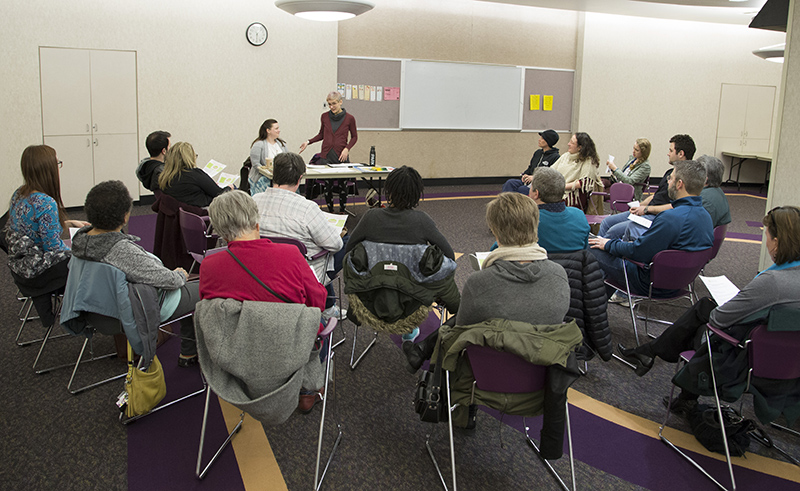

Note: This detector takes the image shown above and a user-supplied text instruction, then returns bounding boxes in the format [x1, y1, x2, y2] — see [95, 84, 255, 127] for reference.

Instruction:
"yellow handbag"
[124, 341, 167, 417]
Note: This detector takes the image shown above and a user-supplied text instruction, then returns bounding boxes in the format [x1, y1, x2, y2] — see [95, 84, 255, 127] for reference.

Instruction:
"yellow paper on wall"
[543, 95, 554, 111]
[530, 94, 540, 111]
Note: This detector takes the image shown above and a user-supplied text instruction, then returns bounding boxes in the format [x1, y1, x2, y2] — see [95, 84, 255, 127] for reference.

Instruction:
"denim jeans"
[501, 178, 530, 195]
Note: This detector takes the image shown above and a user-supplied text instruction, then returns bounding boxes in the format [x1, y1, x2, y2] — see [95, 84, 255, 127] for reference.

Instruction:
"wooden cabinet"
[40, 47, 139, 206]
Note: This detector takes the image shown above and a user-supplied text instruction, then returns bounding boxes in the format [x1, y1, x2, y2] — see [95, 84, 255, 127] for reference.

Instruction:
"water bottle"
[369, 146, 376, 166]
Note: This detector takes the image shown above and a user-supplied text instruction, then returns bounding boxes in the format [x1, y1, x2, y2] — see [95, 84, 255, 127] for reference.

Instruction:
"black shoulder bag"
[226, 249, 291, 303]
[413, 337, 449, 423]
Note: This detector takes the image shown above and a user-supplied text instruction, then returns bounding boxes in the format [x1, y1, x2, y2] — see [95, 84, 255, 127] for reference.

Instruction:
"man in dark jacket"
[502, 129, 560, 194]
[136, 130, 171, 192]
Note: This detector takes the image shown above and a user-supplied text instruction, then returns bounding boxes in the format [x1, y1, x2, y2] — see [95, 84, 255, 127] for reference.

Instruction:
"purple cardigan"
[308, 111, 358, 161]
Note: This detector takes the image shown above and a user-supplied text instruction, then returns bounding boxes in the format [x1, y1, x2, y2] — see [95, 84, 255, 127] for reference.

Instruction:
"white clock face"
[247, 23, 268, 46]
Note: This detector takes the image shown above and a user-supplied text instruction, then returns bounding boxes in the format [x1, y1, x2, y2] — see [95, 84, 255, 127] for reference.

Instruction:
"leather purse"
[123, 341, 167, 417]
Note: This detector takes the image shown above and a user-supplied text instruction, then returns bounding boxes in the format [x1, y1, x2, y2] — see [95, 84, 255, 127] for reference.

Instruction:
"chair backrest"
[649, 248, 712, 291]
[749, 324, 800, 380]
[466, 345, 546, 393]
[179, 207, 211, 256]
[709, 224, 728, 262]
[608, 183, 635, 213]
[262, 235, 309, 256]
[634, 176, 650, 196]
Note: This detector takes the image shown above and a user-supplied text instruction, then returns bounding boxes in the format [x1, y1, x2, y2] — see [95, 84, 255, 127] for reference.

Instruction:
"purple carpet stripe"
[128, 336, 245, 491]
[424, 190, 499, 199]
[727, 232, 763, 241]
[746, 221, 764, 228]
[128, 213, 157, 254]
[481, 404, 797, 490]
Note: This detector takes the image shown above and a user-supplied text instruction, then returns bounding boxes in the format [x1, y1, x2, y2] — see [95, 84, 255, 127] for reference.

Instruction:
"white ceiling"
[477, 0, 768, 25]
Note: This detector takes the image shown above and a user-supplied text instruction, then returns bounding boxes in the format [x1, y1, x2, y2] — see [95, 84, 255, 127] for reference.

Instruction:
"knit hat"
[539, 130, 559, 148]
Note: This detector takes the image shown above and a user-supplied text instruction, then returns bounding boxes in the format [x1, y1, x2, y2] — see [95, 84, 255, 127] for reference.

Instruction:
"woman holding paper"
[606, 138, 652, 202]
[551, 132, 603, 211]
[6, 144, 89, 329]
[159, 142, 231, 208]
[249, 119, 287, 195]
[617, 206, 800, 388]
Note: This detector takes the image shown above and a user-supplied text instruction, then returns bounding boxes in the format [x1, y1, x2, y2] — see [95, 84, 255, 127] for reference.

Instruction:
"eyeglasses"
[57, 160, 63, 168]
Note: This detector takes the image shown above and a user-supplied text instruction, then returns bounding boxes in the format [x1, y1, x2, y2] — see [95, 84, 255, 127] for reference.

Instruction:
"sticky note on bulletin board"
[543, 95, 554, 111]
[530, 94, 540, 111]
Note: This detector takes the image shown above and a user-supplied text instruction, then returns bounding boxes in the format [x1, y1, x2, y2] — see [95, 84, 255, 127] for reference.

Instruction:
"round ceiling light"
[753, 43, 785, 63]
[275, 0, 375, 22]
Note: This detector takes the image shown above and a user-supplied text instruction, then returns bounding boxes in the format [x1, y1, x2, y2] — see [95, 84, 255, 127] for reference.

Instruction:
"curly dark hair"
[84, 180, 133, 230]
[575, 132, 600, 167]
[385, 166, 423, 210]
[669, 134, 696, 160]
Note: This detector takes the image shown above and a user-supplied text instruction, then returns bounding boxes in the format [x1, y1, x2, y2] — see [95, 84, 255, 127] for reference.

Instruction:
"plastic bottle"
[369, 146, 376, 166]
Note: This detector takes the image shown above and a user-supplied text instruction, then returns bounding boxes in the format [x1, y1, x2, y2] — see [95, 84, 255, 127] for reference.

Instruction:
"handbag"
[413, 337, 449, 423]
[122, 341, 167, 417]
[688, 404, 755, 456]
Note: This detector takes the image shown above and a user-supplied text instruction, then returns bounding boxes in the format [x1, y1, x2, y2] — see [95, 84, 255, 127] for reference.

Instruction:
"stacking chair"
[605, 248, 712, 354]
[585, 182, 635, 226]
[178, 207, 217, 274]
[700, 224, 728, 276]
[427, 344, 578, 491]
[660, 316, 800, 490]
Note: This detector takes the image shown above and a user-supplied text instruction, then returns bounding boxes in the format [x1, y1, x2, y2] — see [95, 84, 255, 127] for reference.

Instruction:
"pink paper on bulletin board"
[384, 87, 400, 101]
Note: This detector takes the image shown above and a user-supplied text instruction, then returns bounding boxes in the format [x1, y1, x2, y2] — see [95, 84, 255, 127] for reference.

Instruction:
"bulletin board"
[337, 56, 402, 130]
[522, 67, 574, 132]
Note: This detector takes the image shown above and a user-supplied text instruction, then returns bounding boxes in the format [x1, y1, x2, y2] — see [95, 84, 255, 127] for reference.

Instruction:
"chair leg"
[315, 335, 343, 490]
[66, 337, 124, 394]
[122, 372, 207, 425]
[525, 403, 576, 491]
[621, 261, 640, 346]
[425, 370, 457, 491]
[16, 296, 70, 347]
[349, 326, 378, 370]
[196, 385, 245, 479]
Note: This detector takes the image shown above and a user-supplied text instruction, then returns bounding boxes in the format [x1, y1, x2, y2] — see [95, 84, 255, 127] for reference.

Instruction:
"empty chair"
[178, 207, 217, 274]
[585, 182, 636, 226]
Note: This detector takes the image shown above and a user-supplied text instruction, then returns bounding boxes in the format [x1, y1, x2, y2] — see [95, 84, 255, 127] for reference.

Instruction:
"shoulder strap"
[227, 249, 292, 303]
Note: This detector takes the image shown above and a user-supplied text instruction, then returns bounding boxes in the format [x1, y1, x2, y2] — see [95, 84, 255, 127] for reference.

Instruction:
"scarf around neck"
[483, 243, 548, 269]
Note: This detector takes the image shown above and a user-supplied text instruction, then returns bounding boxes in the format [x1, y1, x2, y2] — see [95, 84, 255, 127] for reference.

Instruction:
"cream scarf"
[483, 243, 548, 269]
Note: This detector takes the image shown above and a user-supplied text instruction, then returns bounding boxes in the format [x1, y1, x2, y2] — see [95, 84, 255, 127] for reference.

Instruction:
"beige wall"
[579, 12, 784, 180]
[0, 0, 337, 212]
[337, 0, 580, 177]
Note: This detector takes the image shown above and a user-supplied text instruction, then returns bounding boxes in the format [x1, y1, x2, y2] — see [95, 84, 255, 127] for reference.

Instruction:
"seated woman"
[551, 132, 602, 211]
[6, 145, 89, 330]
[159, 141, 231, 208]
[199, 190, 329, 412]
[248, 119, 287, 195]
[346, 165, 456, 342]
[605, 138, 652, 203]
[617, 206, 800, 413]
[71, 180, 200, 367]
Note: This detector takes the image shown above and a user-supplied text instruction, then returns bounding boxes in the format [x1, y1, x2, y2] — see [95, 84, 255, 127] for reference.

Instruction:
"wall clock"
[246, 22, 268, 46]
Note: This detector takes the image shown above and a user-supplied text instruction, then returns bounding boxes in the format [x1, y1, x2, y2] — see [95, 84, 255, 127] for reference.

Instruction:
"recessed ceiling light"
[275, 0, 375, 22]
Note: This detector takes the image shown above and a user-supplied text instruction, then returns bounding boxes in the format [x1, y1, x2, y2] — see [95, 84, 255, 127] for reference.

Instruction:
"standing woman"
[299, 91, 358, 213]
[5, 145, 89, 328]
[552, 132, 602, 210]
[249, 119, 287, 195]
[606, 138, 652, 202]
[159, 141, 230, 208]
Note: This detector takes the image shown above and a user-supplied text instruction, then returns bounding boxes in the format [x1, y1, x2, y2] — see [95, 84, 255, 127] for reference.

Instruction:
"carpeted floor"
[1, 184, 798, 490]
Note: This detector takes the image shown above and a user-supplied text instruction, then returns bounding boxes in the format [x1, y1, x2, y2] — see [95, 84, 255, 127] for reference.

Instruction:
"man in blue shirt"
[530, 167, 589, 253]
[588, 160, 713, 299]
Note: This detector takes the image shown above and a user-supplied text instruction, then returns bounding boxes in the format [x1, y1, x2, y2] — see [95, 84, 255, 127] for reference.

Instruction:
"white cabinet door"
[744, 85, 776, 141]
[716, 84, 749, 141]
[90, 50, 138, 135]
[40, 48, 92, 137]
[44, 135, 94, 207]
[93, 134, 140, 195]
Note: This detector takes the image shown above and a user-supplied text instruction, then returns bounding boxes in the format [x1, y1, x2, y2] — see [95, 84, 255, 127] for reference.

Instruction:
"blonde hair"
[159, 141, 196, 190]
[486, 192, 539, 247]
[634, 138, 651, 164]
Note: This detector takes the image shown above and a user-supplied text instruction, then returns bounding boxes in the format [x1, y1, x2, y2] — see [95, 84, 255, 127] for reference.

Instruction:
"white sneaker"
[321, 305, 340, 320]
[620, 298, 640, 308]
[608, 292, 628, 304]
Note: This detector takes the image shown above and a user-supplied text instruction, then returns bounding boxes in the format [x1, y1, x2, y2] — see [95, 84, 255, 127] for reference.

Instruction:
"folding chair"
[427, 344, 577, 491]
[660, 319, 800, 490]
[178, 208, 217, 274]
[605, 248, 712, 356]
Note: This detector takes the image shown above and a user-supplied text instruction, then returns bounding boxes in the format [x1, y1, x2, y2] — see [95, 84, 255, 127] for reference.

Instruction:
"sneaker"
[402, 327, 420, 343]
[298, 387, 325, 414]
[177, 355, 198, 368]
[608, 291, 628, 304]
[620, 297, 640, 308]
[321, 305, 340, 321]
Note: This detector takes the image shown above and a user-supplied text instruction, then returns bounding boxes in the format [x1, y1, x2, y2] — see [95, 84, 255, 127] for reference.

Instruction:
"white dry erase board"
[399, 60, 524, 131]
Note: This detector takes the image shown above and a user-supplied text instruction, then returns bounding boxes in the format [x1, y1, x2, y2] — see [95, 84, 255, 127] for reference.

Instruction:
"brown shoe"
[298, 387, 325, 414]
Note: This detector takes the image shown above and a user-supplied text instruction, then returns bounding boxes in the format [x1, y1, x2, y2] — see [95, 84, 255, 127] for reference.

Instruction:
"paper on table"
[469, 251, 491, 271]
[216, 172, 239, 186]
[627, 214, 652, 228]
[628, 201, 640, 209]
[321, 211, 347, 234]
[699, 275, 740, 306]
[202, 159, 226, 178]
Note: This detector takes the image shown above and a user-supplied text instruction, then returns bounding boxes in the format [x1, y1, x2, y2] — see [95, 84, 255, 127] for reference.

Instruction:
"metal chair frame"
[426, 345, 576, 491]
[178, 207, 217, 274]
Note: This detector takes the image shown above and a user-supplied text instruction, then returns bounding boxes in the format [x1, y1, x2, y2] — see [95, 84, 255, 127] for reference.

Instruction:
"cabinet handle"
[93, 123, 98, 132]
[93, 139, 98, 146]
[86, 124, 90, 133]
[86, 138, 90, 147]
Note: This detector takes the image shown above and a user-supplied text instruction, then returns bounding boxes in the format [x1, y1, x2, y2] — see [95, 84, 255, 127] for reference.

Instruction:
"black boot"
[617, 343, 654, 376]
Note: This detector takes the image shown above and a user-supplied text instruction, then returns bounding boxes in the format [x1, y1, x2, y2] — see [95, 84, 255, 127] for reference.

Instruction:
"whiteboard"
[400, 60, 524, 130]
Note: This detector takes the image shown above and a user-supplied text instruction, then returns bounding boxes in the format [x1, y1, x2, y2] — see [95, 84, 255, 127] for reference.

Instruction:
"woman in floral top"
[6, 145, 88, 327]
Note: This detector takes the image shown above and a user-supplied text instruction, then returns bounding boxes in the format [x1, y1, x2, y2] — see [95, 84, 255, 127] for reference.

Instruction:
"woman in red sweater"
[299, 91, 358, 213]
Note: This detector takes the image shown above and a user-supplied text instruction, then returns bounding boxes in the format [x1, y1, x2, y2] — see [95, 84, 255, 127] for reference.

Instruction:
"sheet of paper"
[307, 164, 328, 169]
[370, 86, 377, 101]
[321, 211, 347, 234]
[699, 275, 740, 306]
[608, 154, 615, 163]
[358, 84, 365, 100]
[358, 166, 394, 172]
[351, 85, 358, 99]
[337, 83, 346, 96]
[202, 159, 225, 178]
[216, 172, 239, 186]
[628, 201, 640, 209]
[543, 95, 554, 111]
[384, 87, 400, 101]
[530, 94, 540, 111]
[69, 227, 80, 239]
[627, 214, 652, 228]
[469, 251, 491, 271]
[365, 85, 371, 101]
[376, 86, 383, 102]
[345, 84, 352, 100]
